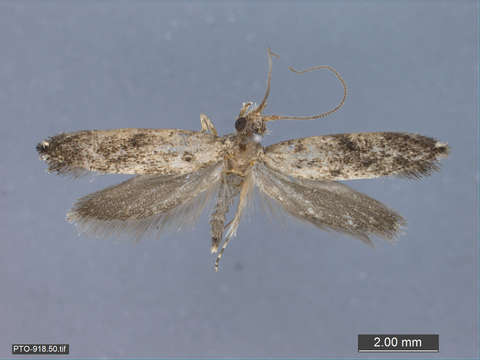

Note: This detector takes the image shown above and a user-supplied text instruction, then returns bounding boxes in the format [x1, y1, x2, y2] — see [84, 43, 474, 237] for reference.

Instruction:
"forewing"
[253, 163, 406, 244]
[37, 128, 225, 176]
[263, 132, 449, 180]
[66, 162, 222, 240]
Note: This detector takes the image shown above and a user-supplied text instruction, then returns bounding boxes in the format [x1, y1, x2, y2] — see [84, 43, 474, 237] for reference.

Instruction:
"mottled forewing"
[37, 128, 225, 176]
[67, 163, 222, 240]
[263, 132, 449, 180]
[253, 163, 405, 244]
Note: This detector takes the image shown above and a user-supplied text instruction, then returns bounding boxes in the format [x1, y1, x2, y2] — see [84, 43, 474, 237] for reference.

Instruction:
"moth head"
[234, 49, 347, 142]
[235, 102, 266, 140]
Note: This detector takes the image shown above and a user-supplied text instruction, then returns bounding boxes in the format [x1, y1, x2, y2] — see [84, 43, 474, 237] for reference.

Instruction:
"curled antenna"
[253, 48, 279, 114]
[254, 49, 347, 121]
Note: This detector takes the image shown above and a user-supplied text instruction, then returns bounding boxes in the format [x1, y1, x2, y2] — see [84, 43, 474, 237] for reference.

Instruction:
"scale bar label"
[358, 334, 438, 352]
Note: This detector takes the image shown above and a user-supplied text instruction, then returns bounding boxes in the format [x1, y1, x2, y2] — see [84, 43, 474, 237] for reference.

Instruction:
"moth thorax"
[253, 133, 263, 143]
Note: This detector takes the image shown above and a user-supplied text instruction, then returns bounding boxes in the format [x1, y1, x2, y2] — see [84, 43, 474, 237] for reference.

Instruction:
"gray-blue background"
[0, 1, 477, 358]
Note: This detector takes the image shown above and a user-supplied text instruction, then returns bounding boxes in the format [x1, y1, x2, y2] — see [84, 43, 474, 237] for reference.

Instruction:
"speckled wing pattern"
[263, 132, 450, 181]
[66, 162, 223, 240]
[253, 163, 406, 245]
[37, 128, 225, 176]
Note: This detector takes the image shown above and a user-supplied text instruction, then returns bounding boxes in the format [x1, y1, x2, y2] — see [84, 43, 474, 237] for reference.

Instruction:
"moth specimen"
[37, 49, 449, 271]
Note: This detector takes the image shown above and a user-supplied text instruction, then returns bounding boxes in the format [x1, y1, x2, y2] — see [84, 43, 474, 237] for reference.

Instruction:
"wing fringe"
[66, 163, 222, 241]
[253, 163, 406, 245]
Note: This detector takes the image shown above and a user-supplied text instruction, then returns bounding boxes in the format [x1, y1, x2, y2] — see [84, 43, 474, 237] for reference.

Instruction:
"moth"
[36, 49, 449, 271]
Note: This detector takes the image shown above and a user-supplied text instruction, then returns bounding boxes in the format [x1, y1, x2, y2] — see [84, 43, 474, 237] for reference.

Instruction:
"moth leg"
[215, 172, 254, 271]
[200, 113, 218, 136]
[214, 232, 232, 272]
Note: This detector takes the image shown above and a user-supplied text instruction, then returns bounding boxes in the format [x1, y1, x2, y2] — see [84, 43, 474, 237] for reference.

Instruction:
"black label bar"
[358, 334, 438, 352]
[12, 344, 69, 355]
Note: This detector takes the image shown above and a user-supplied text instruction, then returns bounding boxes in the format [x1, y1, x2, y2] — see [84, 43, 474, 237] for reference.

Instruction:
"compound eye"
[235, 117, 247, 132]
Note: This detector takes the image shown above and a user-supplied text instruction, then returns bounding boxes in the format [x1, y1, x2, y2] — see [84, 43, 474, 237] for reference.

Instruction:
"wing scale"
[263, 132, 449, 181]
[253, 163, 406, 244]
[66, 162, 223, 240]
[37, 128, 225, 176]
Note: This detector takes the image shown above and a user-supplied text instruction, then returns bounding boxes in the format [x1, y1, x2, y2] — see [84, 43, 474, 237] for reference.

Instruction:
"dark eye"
[235, 117, 247, 132]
